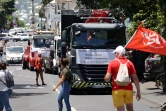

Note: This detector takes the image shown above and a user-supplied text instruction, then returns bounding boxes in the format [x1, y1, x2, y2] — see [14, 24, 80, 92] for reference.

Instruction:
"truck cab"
[59, 9, 126, 92]
[43, 35, 61, 74]
[22, 31, 55, 70]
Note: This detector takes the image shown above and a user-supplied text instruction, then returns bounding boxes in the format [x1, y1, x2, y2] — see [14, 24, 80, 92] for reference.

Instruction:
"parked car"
[12, 34, 21, 42]
[3, 46, 24, 65]
[144, 54, 164, 81]
[9, 29, 17, 35]
[0, 33, 12, 42]
[18, 33, 30, 41]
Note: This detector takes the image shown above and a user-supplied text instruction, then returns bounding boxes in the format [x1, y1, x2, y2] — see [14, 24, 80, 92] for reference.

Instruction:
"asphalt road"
[3, 41, 161, 111]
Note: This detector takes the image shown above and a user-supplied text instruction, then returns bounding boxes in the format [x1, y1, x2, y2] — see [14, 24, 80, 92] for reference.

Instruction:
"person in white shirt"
[0, 62, 12, 111]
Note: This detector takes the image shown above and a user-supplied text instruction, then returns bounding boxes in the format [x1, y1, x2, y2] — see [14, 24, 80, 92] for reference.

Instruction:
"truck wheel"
[70, 88, 77, 95]
[62, 30, 67, 42]
[29, 66, 34, 71]
[44, 63, 49, 73]
[22, 62, 27, 70]
[22, 59, 27, 70]
[52, 66, 58, 75]
[28, 62, 34, 71]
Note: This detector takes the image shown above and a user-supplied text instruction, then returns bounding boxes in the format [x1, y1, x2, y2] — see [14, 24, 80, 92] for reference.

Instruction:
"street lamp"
[31, 0, 35, 24]
[30, 0, 36, 30]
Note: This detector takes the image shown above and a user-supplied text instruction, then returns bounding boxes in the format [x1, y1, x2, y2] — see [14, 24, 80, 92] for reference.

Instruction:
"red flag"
[125, 23, 166, 56]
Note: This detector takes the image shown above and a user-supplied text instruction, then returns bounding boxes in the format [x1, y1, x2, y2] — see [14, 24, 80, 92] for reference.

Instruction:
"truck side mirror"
[3, 52, 6, 55]
[62, 30, 67, 42]
[61, 42, 66, 58]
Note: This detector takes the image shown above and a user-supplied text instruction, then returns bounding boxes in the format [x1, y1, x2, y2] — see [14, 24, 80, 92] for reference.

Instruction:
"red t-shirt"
[107, 57, 136, 90]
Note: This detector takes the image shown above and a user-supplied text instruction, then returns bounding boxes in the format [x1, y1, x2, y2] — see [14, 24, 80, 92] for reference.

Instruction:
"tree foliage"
[0, 0, 16, 29]
[39, 0, 53, 18]
[77, 0, 166, 38]
[16, 18, 25, 27]
[39, 6, 45, 18]
[41, 0, 52, 6]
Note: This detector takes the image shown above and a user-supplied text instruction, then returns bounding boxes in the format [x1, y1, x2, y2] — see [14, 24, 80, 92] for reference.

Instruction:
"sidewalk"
[133, 82, 166, 107]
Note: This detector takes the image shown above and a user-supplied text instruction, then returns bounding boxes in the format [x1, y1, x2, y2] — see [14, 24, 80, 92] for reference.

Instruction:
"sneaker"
[42, 83, 47, 85]
[36, 84, 41, 86]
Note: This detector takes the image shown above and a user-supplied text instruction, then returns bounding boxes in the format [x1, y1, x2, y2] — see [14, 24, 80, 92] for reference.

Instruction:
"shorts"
[112, 90, 133, 108]
[36, 69, 42, 73]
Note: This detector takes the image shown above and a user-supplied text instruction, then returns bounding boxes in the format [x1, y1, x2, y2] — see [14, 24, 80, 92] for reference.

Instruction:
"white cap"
[38, 51, 42, 55]
[113, 46, 126, 55]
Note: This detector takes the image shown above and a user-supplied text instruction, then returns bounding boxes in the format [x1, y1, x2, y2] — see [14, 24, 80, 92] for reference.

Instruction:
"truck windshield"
[21, 34, 28, 36]
[6, 47, 24, 53]
[34, 38, 54, 48]
[75, 30, 125, 46]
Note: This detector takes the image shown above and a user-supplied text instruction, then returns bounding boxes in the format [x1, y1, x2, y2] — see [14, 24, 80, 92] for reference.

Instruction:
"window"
[6, 47, 24, 53]
[34, 38, 54, 48]
[21, 34, 28, 36]
[74, 30, 126, 47]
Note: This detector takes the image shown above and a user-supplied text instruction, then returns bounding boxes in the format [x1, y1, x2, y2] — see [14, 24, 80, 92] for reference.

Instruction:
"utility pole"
[30, 0, 35, 30]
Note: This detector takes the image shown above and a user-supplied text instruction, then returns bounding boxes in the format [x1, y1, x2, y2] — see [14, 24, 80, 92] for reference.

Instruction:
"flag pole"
[124, 20, 145, 48]
[124, 29, 137, 48]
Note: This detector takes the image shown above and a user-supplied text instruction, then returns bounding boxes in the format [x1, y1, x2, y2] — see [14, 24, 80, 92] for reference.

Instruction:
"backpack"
[114, 59, 130, 86]
[1, 70, 15, 88]
[66, 68, 74, 85]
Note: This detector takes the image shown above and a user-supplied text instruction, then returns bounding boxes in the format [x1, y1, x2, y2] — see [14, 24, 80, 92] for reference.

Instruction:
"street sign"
[54, 14, 61, 22]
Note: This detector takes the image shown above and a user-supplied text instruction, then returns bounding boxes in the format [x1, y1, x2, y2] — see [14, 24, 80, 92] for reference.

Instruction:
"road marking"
[16, 68, 22, 70]
[24, 76, 31, 78]
[49, 82, 77, 111]
[26, 85, 31, 88]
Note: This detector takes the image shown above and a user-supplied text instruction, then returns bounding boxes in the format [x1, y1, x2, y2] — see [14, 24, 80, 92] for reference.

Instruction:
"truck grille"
[79, 64, 108, 82]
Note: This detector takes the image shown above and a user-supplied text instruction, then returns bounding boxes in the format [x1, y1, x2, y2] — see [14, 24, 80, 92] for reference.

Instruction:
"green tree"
[41, 0, 52, 6]
[0, 0, 16, 29]
[16, 17, 25, 27]
[77, 0, 166, 36]
[39, 5, 45, 18]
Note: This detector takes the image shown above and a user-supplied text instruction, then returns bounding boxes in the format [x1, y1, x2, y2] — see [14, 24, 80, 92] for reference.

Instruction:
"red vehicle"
[22, 31, 55, 70]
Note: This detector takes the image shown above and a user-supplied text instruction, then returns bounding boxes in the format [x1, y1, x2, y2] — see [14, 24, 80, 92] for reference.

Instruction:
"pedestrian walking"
[35, 52, 46, 86]
[0, 62, 12, 111]
[53, 58, 71, 111]
[104, 46, 141, 111]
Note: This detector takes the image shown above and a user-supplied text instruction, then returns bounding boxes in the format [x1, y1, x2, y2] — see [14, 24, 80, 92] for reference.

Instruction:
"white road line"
[16, 68, 22, 70]
[49, 82, 77, 111]
[24, 76, 30, 78]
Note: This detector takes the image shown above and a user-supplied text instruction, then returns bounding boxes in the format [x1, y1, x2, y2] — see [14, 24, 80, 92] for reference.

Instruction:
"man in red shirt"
[104, 46, 141, 111]
[35, 52, 46, 86]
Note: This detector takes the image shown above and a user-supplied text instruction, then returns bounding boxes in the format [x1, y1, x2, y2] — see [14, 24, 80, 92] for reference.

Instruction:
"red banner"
[125, 24, 166, 56]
